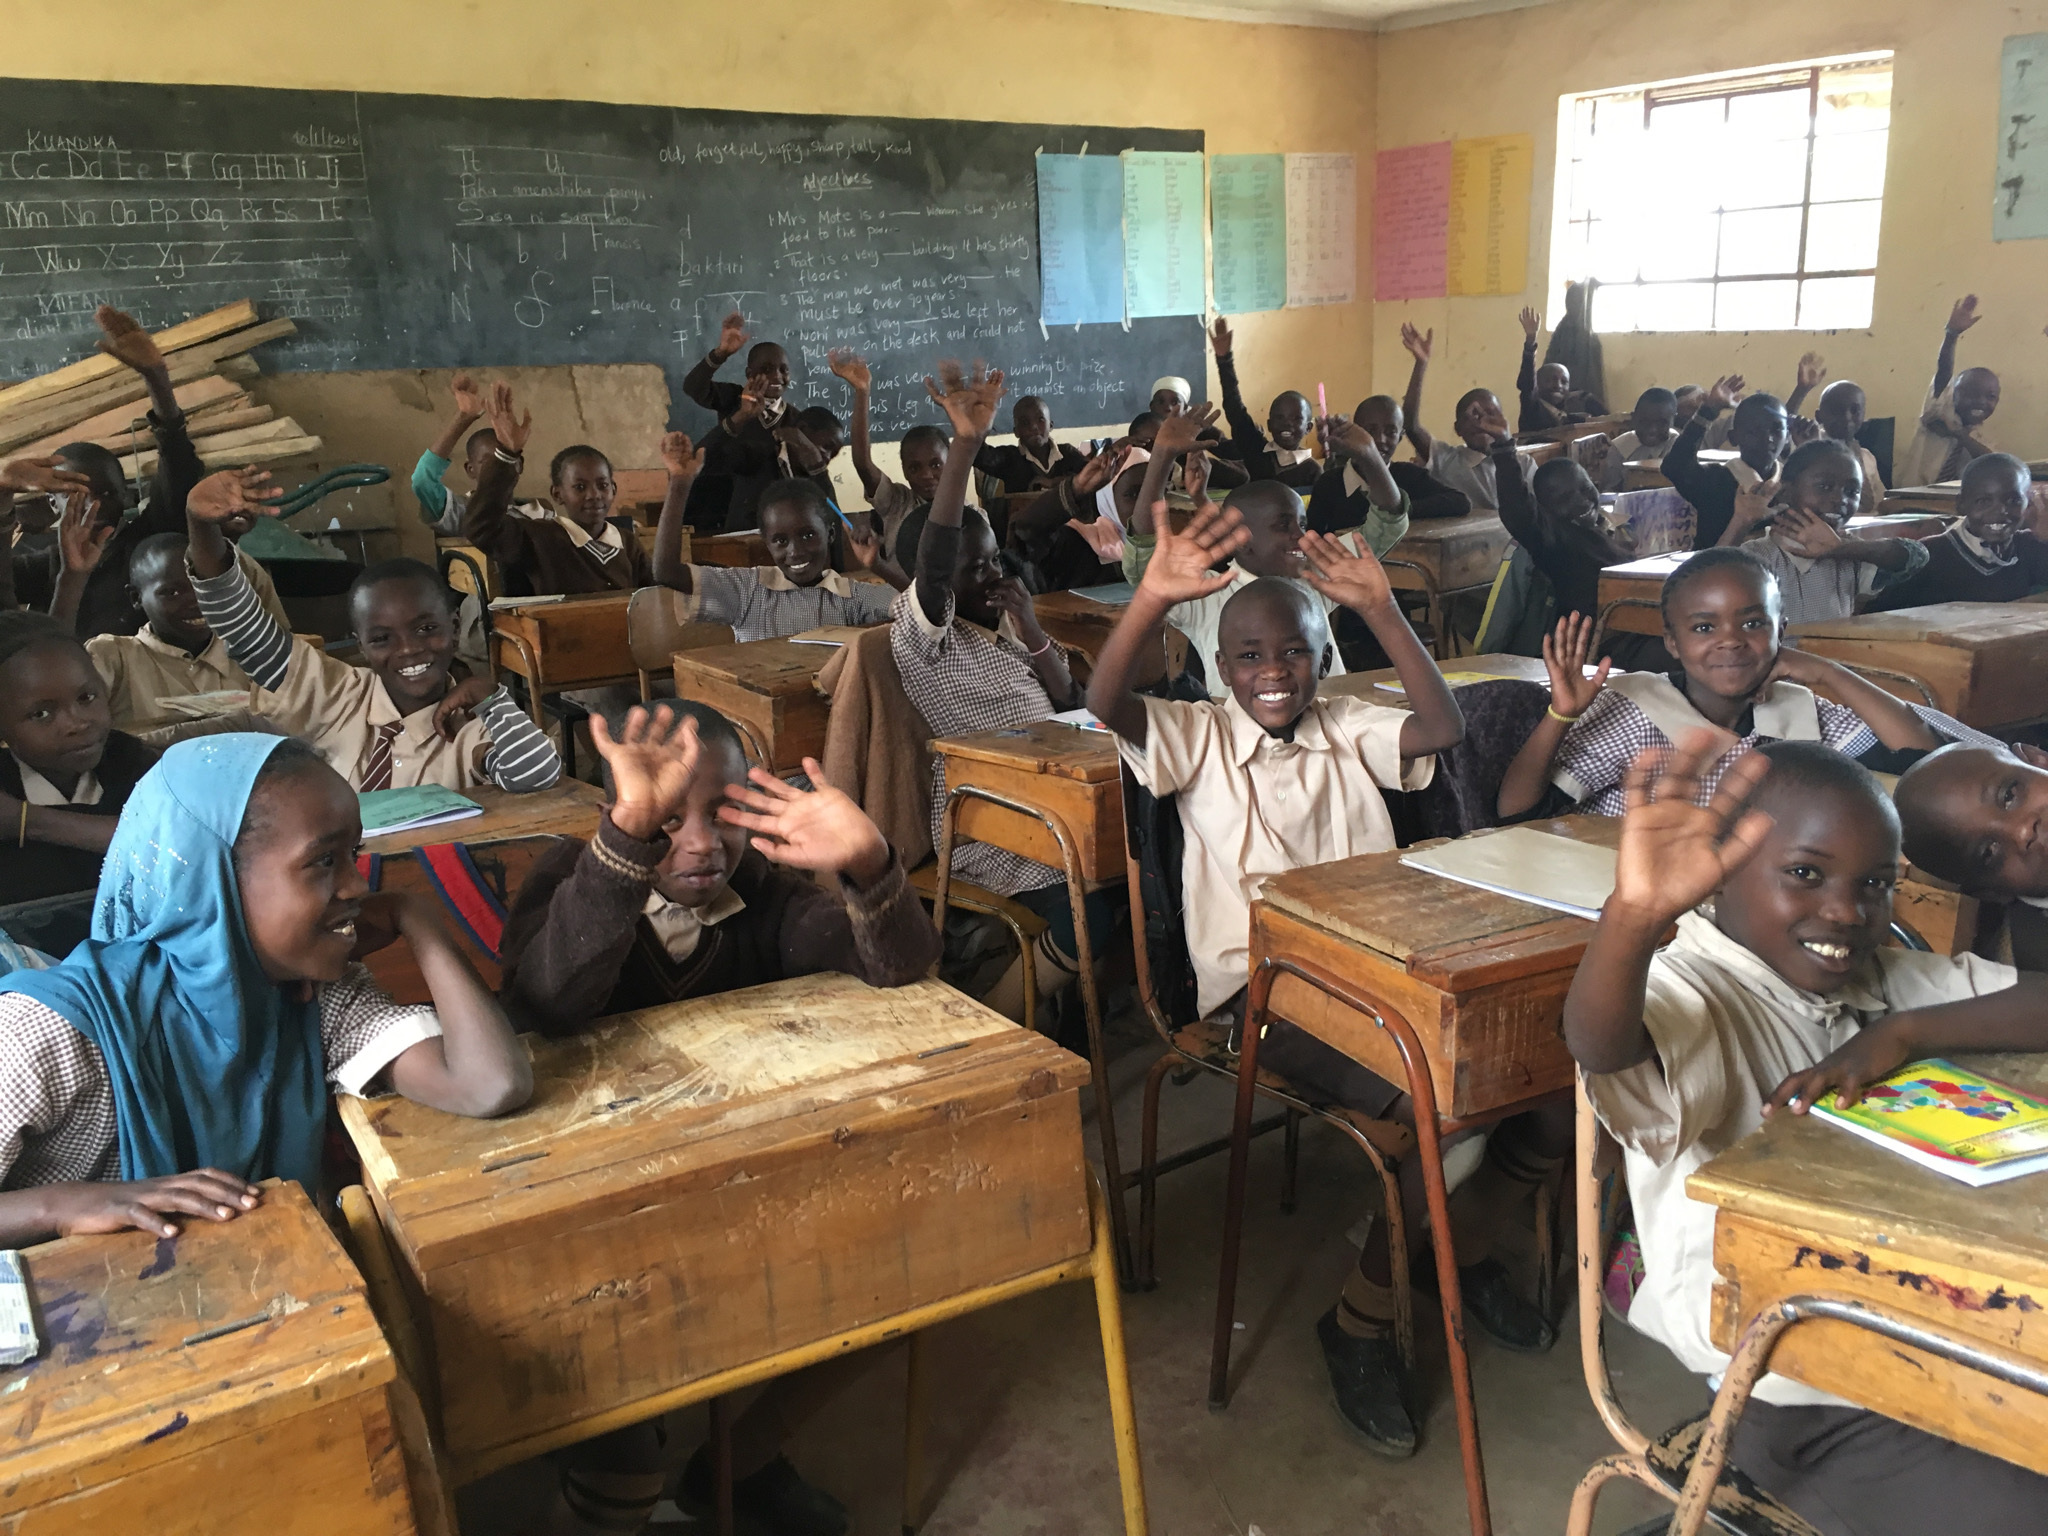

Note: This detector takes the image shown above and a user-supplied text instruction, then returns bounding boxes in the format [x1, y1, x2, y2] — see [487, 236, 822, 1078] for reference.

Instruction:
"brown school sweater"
[464, 452, 652, 596]
[497, 811, 942, 1037]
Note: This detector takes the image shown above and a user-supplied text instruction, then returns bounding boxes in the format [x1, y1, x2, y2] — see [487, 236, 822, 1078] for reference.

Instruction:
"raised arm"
[47, 493, 116, 631]
[186, 468, 293, 689]
[651, 431, 704, 590]
[92, 306, 201, 538]
[461, 384, 535, 562]
[1399, 324, 1436, 459]
[912, 360, 1005, 627]
[1298, 529, 1463, 757]
[1662, 375, 1739, 504]
[682, 311, 749, 414]
[828, 349, 882, 499]
[1496, 613, 1613, 818]
[1785, 352, 1825, 417]
[1563, 736, 1774, 1073]
[1086, 500, 1248, 745]
[1515, 307, 1540, 417]
[1929, 296, 1978, 400]
[1210, 318, 1263, 452]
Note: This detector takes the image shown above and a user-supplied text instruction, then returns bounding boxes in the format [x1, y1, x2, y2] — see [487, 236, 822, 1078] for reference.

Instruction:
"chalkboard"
[0, 78, 1205, 436]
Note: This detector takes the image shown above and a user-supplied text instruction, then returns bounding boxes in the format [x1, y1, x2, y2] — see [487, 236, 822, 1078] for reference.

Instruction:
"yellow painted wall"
[1375, 0, 2048, 461]
[0, 0, 1380, 437]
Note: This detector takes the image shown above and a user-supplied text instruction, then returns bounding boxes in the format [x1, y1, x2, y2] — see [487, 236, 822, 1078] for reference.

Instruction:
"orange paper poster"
[1373, 142, 1451, 301]
[1446, 134, 1533, 297]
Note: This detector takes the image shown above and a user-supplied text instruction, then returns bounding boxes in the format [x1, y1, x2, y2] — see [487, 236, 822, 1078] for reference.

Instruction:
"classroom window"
[1550, 53, 1892, 333]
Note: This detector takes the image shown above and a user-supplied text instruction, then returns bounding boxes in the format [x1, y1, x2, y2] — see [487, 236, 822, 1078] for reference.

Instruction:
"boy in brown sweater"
[500, 698, 940, 1535]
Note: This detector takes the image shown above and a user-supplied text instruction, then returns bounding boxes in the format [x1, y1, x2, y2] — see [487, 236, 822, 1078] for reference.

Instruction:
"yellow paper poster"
[1446, 134, 1533, 297]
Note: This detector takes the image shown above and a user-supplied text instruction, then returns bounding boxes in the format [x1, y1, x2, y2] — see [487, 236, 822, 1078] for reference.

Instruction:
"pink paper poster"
[1374, 142, 1452, 301]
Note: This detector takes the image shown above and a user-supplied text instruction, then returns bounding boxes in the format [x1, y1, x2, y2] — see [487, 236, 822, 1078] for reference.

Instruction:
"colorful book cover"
[1813, 1060, 2048, 1186]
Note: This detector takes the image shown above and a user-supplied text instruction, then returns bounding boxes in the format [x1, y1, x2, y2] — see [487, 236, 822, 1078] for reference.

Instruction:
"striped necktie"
[360, 721, 403, 792]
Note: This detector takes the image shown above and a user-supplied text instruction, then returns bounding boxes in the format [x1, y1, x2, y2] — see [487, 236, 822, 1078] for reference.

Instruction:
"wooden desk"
[340, 974, 1145, 1531]
[931, 722, 1123, 885]
[1623, 448, 1737, 493]
[1596, 552, 1686, 636]
[1032, 587, 1166, 684]
[1321, 652, 1551, 706]
[1690, 1052, 2048, 1475]
[1383, 512, 1511, 655]
[362, 780, 606, 856]
[490, 592, 636, 725]
[1790, 602, 2048, 730]
[0, 1181, 420, 1535]
[670, 637, 836, 774]
[1881, 482, 1960, 517]
[690, 530, 770, 568]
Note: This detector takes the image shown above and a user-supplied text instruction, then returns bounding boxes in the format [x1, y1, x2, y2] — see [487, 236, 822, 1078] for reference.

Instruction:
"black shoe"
[1454, 1258, 1556, 1353]
[680, 1451, 850, 1536]
[1314, 1307, 1417, 1457]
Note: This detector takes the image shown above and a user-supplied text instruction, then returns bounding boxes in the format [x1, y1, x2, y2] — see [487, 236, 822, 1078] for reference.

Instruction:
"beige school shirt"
[1586, 912, 2016, 1407]
[1118, 692, 1432, 1014]
[84, 628, 251, 733]
[252, 641, 496, 791]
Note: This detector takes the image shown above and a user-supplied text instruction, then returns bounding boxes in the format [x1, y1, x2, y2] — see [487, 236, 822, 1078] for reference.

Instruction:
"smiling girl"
[0, 733, 529, 1245]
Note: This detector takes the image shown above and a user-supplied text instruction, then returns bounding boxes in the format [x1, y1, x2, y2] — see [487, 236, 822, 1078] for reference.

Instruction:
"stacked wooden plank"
[0, 300, 321, 479]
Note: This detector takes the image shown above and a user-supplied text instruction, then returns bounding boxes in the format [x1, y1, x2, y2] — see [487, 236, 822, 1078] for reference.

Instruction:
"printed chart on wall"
[1371, 135, 1532, 299]
[1283, 154, 1357, 308]
[1996, 33, 2048, 240]
[1120, 150, 1205, 319]
[0, 77, 1206, 436]
[1209, 155, 1285, 314]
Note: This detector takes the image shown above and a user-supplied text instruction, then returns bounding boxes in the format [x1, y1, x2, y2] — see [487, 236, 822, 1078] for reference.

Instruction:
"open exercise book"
[357, 785, 484, 839]
[1812, 1061, 2048, 1187]
[1398, 826, 1617, 921]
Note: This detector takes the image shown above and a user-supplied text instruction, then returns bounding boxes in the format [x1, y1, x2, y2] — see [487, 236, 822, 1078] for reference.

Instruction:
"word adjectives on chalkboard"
[0, 79, 1206, 438]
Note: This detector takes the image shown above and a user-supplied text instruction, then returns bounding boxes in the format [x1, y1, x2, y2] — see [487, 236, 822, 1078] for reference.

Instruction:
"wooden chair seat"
[1638, 1415, 1823, 1536]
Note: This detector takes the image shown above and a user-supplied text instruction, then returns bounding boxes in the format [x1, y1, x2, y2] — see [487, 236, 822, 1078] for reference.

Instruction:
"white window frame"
[1548, 52, 1893, 333]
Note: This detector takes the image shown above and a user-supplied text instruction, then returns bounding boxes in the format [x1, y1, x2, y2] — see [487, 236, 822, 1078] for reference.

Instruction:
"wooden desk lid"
[931, 721, 1120, 781]
[1605, 552, 1689, 578]
[1261, 846, 1589, 986]
[498, 591, 632, 614]
[1791, 602, 2048, 645]
[343, 976, 1086, 1257]
[1393, 511, 1505, 545]
[0, 1182, 391, 1495]
[671, 638, 835, 692]
[1688, 1053, 2048, 1290]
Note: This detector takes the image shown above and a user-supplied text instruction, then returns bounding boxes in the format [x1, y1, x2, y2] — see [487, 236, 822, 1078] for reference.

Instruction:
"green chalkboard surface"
[0, 78, 1205, 435]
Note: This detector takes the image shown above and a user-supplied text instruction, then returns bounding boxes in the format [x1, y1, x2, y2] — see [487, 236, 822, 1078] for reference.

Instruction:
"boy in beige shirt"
[1570, 734, 2048, 1533]
[1089, 498, 1561, 1456]
[83, 534, 253, 732]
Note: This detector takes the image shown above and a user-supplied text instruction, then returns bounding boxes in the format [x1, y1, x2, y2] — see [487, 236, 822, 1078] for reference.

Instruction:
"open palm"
[1138, 501, 1247, 605]
[1610, 732, 1771, 927]
[718, 762, 887, 878]
[924, 360, 1006, 438]
[592, 707, 702, 840]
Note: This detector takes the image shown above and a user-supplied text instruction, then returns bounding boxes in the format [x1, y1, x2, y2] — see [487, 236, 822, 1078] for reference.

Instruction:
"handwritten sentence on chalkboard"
[1035, 150, 1356, 324]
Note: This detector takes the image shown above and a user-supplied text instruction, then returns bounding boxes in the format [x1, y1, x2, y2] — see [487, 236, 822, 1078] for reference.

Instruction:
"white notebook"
[1399, 826, 1617, 921]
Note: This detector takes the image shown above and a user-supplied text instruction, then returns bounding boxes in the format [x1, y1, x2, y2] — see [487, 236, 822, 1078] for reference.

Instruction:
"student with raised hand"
[1489, 430, 1634, 625]
[0, 455, 94, 613]
[409, 373, 500, 535]
[1515, 305, 1604, 432]
[0, 732, 530, 1248]
[1569, 733, 2048, 1535]
[1598, 388, 1679, 490]
[1901, 295, 2002, 487]
[1720, 440, 1926, 623]
[1875, 454, 2048, 611]
[9, 307, 215, 641]
[187, 466, 562, 794]
[683, 309, 808, 529]
[654, 433, 902, 643]
[1494, 552, 1972, 823]
[77, 533, 252, 734]
[893, 360, 1118, 1024]
[1210, 317, 1318, 488]
[1398, 321, 1532, 513]
[500, 701, 928, 1534]
[462, 384, 650, 595]
[1308, 395, 1470, 529]
[1092, 506, 1563, 1457]
[828, 347, 949, 564]
[0, 610, 156, 902]
[1123, 408, 1402, 696]
[973, 394, 1086, 493]
[1662, 373, 1788, 548]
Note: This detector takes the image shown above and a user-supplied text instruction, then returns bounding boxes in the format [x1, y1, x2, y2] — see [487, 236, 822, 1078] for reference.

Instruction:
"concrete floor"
[462, 1010, 1708, 1536]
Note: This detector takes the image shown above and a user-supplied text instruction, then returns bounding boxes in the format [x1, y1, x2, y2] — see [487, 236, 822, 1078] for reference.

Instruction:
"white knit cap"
[1149, 376, 1192, 403]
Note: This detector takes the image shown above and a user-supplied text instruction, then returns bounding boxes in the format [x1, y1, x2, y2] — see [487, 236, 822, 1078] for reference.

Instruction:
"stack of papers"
[1049, 707, 1114, 733]
[1398, 826, 1617, 921]
[357, 785, 484, 838]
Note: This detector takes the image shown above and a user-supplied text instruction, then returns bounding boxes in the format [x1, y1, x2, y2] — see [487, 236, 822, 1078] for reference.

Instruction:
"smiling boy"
[1874, 454, 2048, 610]
[1210, 318, 1319, 488]
[1570, 734, 2048, 1534]
[1901, 296, 2002, 487]
[186, 468, 561, 794]
[1664, 374, 1788, 548]
[82, 534, 253, 732]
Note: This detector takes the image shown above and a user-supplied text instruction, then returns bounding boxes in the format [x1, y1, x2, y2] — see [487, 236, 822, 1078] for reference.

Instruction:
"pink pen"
[1317, 382, 1328, 418]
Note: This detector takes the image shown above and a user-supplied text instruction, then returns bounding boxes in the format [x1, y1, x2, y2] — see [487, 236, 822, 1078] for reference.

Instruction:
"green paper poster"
[1996, 33, 2048, 240]
[1121, 150, 1206, 319]
[1209, 155, 1286, 314]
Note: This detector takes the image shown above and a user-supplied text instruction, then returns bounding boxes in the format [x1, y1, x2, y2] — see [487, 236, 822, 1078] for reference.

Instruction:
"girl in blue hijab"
[0, 732, 530, 1244]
